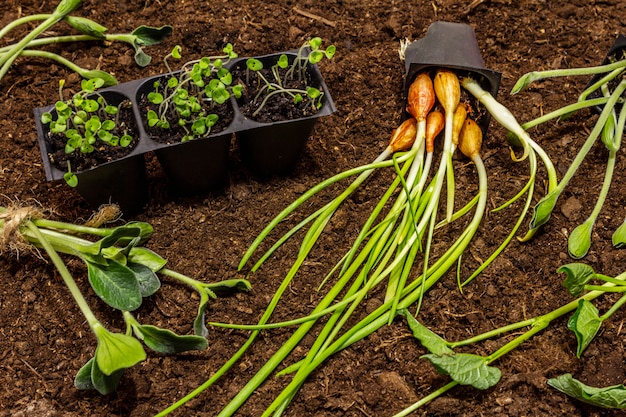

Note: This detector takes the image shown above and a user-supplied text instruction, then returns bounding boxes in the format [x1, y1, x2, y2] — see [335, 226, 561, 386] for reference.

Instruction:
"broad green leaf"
[131, 25, 173, 46]
[567, 299, 602, 358]
[132, 324, 208, 354]
[87, 260, 142, 311]
[74, 358, 95, 390]
[613, 219, 626, 248]
[548, 373, 626, 409]
[558, 263, 596, 297]
[127, 247, 167, 272]
[127, 262, 161, 297]
[568, 220, 593, 259]
[422, 353, 501, 390]
[94, 325, 146, 375]
[399, 309, 453, 356]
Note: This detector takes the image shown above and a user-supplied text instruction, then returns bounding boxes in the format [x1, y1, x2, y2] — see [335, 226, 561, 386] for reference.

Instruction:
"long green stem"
[24, 221, 99, 328]
[0, 14, 51, 39]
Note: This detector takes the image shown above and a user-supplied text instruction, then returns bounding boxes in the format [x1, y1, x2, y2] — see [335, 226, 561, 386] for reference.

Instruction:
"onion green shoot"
[156, 68, 553, 416]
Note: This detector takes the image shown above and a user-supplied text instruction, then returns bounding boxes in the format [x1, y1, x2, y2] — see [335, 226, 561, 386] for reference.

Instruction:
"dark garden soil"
[1, 1, 626, 416]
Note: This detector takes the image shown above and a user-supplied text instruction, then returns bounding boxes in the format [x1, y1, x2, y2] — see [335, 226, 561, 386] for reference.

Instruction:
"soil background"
[1, 1, 626, 416]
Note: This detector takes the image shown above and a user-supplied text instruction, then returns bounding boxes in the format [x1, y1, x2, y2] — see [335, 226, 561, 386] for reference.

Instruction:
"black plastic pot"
[586, 34, 626, 113]
[134, 73, 237, 194]
[403, 21, 501, 136]
[34, 90, 149, 214]
[34, 49, 336, 209]
[230, 52, 336, 176]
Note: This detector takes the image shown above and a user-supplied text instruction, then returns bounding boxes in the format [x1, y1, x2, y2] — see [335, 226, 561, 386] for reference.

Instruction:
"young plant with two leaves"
[145, 44, 241, 143]
[510, 46, 626, 258]
[390, 262, 626, 415]
[155, 61, 556, 416]
[40, 77, 136, 187]
[0, 204, 250, 395]
[0, 0, 172, 87]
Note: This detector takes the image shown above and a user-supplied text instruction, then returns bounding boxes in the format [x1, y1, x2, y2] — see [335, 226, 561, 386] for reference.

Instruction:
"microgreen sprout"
[145, 44, 240, 142]
[41, 78, 135, 186]
[0, 0, 171, 86]
[0, 204, 250, 394]
[241, 37, 334, 117]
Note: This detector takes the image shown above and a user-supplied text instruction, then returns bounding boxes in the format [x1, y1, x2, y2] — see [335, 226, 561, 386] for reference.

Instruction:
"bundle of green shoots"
[510, 51, 626, 258]
[157, 72, 554, 416]
[0, 204, 249, 394]
[0, 0, 172, 86]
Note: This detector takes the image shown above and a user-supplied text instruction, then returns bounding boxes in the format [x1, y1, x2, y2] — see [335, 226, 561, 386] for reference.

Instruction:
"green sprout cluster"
[244, 37, 335, 117]
[40, 78, 133, 187]
[146, 44, 241, 142]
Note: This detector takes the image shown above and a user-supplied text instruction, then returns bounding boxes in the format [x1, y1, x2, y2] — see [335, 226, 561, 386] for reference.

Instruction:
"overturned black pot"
[403, 21, 501, 137]
[230, 52, 336, 176]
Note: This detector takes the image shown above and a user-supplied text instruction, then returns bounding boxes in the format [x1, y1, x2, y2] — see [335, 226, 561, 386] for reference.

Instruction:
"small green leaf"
[246, 58, 263, 71]
[613, 219, 626, 248]
[548, 373, 626, 409]
[64, 172, 78, 187]
[399, 309, 453, 355]
[120, 134, 132, 147]
[325, 45, 336, 59]
[558, 263, 596, 297]
[87, 260, 143, 311]
[308, 50, 324, 64]
[568, 220, 593, 259]
[171, 45, 182, 59]
[529, 190, 560, 230]
[41, 112, 53, 124]
[148, 91, 163, 104]
[127, 247, 167, 272]
[93, 324, 146, 375]
[277, 54, 289, 69]
[132, 324, 208, 354]
[567, 299, 602, 358]
[81, 70, 118, 86]
[64, 16, 108, 39]
[75, 357, 124, 395]
[422, 353, 501, 390]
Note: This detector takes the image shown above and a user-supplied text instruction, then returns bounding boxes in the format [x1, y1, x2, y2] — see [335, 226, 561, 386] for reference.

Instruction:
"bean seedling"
[0, 204, 250, 394]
